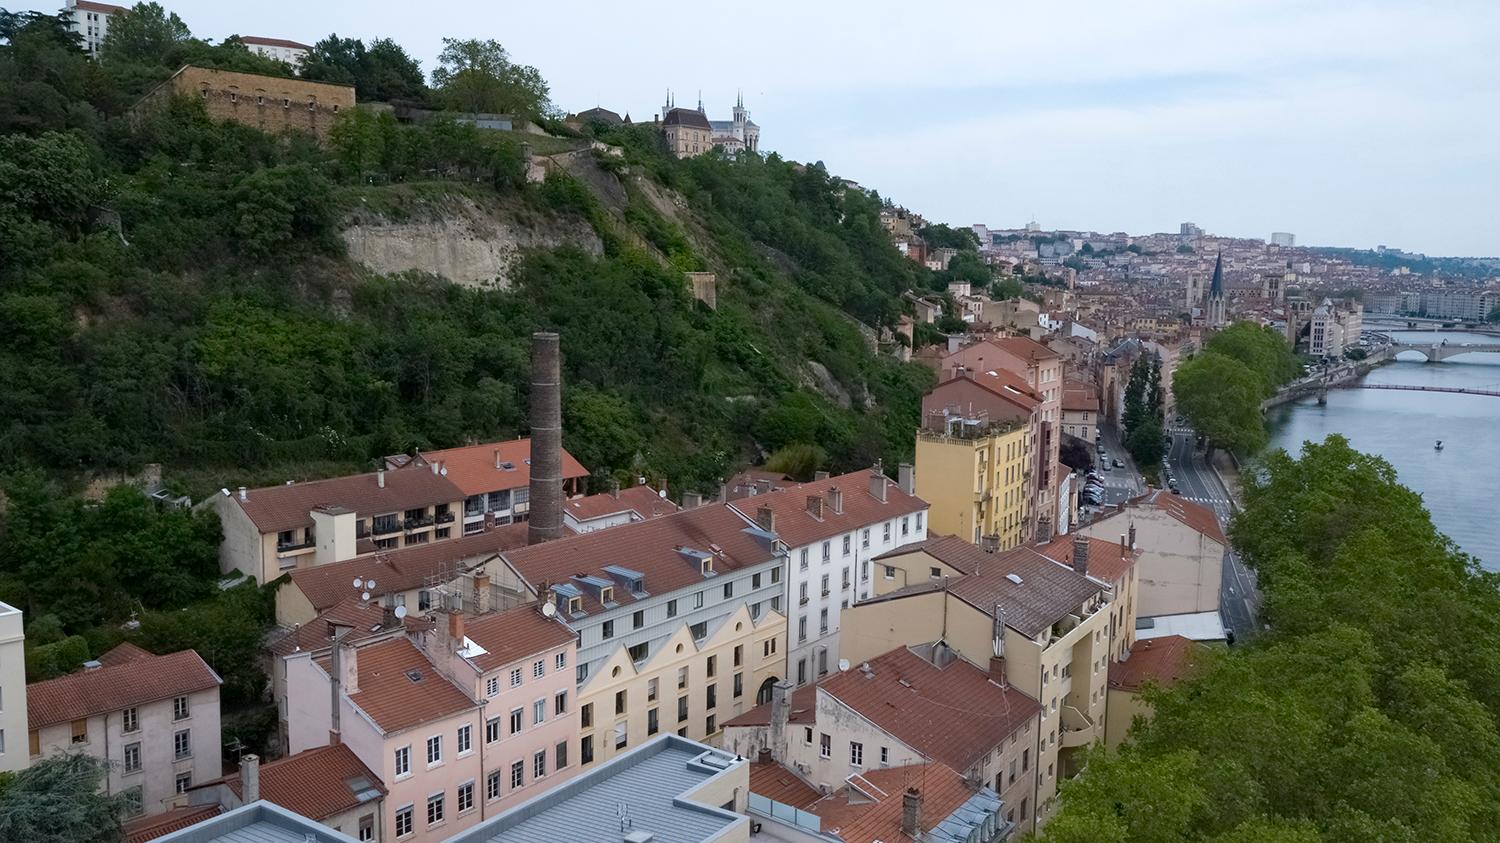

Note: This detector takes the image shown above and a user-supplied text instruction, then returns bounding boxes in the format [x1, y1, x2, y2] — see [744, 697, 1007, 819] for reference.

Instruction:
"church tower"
[733, 90, 747, 139]
[1207, 252, 1227, 328]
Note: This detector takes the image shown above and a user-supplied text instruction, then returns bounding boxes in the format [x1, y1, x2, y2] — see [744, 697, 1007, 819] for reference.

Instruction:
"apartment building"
[727, 468, 927, 688]
[1035, 533, 1140, 663]
[1076, 491, 1224, 619]
[1308, 297, 1364, 357]
[1060, 385, 1101, 443]
[1104, 635, 1200, 748]
[64, 0, 126, 57]
[447, 735, 751, 843]
[918, 369, 1038, 550]
[0, 602, 25, 773]
[185, 746, 386, 841]
[239, 36, 313, 68]
[384, 439, 589, 536]
[724, 645, 1038, 829]
[563, 483, 679, 533]
[495, 504, 789, 766]
[837, 543, 1113, 831]
[27, 644, 222, 819]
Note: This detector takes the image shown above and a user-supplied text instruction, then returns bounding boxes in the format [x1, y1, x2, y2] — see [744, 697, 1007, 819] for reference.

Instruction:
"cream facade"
[1077, 505, 1223, 618]
[0, 602, 24, 773]
[916, 422, 1031, 550]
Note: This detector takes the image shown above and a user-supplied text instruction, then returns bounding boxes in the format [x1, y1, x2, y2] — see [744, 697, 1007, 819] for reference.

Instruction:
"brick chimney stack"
[528, 332, 564, 545]
[901, 788, 922, 837]
[1072, 534, 1090, 577]
[240, 754, 260, 804]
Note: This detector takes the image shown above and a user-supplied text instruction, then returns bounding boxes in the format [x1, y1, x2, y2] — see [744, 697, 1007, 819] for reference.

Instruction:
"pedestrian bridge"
[1336, 383, 1500, 398]
[1388, 340, 1500, 363]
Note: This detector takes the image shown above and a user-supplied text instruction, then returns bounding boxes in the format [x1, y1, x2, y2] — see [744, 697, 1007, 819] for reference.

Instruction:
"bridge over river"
[1335, 383, 1500, 398]
[1385, 339, 1500, 362]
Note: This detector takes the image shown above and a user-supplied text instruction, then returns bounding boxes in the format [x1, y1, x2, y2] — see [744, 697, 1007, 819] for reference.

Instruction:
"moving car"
[1113, 458, 1124, 468]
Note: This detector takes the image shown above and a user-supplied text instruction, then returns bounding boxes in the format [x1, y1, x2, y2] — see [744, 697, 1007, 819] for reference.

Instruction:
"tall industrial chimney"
[528, 331, 565, 545]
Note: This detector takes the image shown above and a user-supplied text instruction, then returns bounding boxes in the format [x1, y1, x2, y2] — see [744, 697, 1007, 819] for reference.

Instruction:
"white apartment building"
[1309, 297, 1364, 358]
[0, 601, 25, 773]
[240, 36, 313, 68]
[64, 0, 127, 57]
[728, 467, 928, 688]
[27, 644, 222, 819]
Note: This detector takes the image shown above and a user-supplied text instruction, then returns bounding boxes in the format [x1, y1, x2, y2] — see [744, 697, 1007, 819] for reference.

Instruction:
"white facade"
[0, 602, 25, 773]
[65, 0, 125, 58]
[241, 38, 312, 68]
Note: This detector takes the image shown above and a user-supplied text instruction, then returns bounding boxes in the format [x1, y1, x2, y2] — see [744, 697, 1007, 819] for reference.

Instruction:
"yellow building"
[1104, 634, 1201, 748]
[916, 422, 1031, 550]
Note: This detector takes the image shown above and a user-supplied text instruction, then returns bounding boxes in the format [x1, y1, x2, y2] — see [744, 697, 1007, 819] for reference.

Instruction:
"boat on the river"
[1435, 440, 1444, 451]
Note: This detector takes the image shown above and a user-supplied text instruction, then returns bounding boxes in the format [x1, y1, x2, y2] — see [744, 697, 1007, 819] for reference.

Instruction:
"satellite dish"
[838, 659, 850, 672]
[541, 602, 558, 617]
[353, 577, 363, 589]
[361, 592, 371, 602]
[394, 605, 408, 619]
[366, 579, 377, 590]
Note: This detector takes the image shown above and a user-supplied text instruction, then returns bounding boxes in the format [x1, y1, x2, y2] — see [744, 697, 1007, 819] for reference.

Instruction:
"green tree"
[430, 38, 550, 119]
[301, 34, 426, 102]
[990, 277, 1024, 300]
[99, 2, 190, 63]
[765, 443, 827, 481]
[1173, 352, 1268, 453]
[1204, 323, 1299, 397]
[0, 753, 123, 843]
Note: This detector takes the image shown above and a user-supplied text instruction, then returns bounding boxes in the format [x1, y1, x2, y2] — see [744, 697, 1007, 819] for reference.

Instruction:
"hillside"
[0, 23, 940, 501]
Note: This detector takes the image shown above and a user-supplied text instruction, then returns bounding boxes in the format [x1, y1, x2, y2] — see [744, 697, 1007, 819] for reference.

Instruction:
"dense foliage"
[1043, 435, 1500, 842]
[1174, 324, 1300, 454]
[1121, 354, 1164, 471]
[0, 754, 123, 843]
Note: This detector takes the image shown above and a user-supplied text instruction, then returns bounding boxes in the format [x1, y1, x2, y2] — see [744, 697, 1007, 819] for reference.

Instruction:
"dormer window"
[567, 596, 582, 615]
[701, 557, 714, 575]
[599, 585, 614, 605]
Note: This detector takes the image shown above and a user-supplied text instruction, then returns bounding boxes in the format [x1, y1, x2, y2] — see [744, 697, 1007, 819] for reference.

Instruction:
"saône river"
[1266, 327, 1500, 569]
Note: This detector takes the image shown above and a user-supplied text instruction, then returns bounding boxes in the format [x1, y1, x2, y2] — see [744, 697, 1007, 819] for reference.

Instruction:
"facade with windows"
[0, 601, 24, 774]
[26, 644, 222, 819]
[727, 467, 928, 687]
[63, 0, 126, 58]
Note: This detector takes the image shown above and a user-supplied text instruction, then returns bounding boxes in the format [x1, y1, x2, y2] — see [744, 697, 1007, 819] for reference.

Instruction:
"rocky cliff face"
[341, 194, 603, 289]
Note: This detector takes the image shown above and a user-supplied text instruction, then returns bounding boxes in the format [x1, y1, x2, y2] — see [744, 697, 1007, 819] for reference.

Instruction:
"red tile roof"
[27, 649, 221, 729]
[267, 597, 421, 658]
[392, 439, 589, 498]
[1036, 534, 1138, 586]
[458, 603, 576, 672]
[726, 469, 927, 551]
[339, 638, 478, 734]
[238, 36, 313, 50]
[287, 522, 531, 613]
[873, 535, 991, 574]
[1129, 489, 1227, 545]
[809, 763, 978, 843]
[723, 684, 817, 729]
[500, 504, 778, 617]
[1062, 386, 1099, 413]
[123, 805, 221, 843]
[73, 0, 128, 13]
[565, 484, 680, 523]
[197, 744, 384, 822]
[232, 462, 464, 534]
[96, 641, 153, 667]
[749, 762, 821, 809]
[1109, 635, 1202, 693]
[820, 647, 1039, 773]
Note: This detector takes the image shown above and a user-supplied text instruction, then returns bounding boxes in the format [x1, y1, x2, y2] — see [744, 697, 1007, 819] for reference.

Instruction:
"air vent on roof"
[405, 669, 423, 683]
[500, 461, 516, 471]
[1006, 573, 1023, 585]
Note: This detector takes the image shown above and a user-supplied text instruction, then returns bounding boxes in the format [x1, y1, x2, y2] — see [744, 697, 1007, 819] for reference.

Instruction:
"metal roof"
[149, 801, 360, 843]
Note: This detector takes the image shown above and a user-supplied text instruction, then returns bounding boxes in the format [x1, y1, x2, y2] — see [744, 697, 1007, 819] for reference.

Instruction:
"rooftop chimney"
[1036, 515, 1053, 545]
[495, 448, 502, 469]
[376, 469, 385, 489]
[528, 332, 565, 545]
[828, 487, 844, 515]
[240, 754, 260, 804]
[447, 603, 465, 645]
[473, 573, 492, 614]
[756, 505, 776, 533]
[901, 788, 923, 837]
[898, 463, 915, 495]
[238, 486, 247, 502]
[814, 470, 830, 481]
[1128, 524, 1137, 550]
[769, 680, 792, 758]
[1072, 534, 1090, 577]
[806, 495, 824, 520]
[869, 463, 888, 503]
[610, 479, 621, 500]
[989, 655, 1007, 687]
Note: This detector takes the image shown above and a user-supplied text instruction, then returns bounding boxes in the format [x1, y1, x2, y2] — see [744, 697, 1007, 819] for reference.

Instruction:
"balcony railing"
[276, 538, 315, 554]
[371, 520, 401, 536]
[404, 515, 435, 531]
[435, 511, 456, 524]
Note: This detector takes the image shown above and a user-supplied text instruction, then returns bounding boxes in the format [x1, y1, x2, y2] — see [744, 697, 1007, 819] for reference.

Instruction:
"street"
[1164, 427, 1262, 643]
[1091, 424, 1144, 507]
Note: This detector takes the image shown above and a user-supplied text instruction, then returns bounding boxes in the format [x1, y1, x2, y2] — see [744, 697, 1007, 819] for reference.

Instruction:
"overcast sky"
[32, 0, 1500, 255]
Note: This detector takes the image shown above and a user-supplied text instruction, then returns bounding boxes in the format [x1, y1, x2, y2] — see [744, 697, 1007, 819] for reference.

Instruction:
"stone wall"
[136, 65, 354, 141]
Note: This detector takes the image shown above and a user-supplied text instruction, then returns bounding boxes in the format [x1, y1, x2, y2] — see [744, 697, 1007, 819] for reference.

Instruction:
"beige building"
[1077, 491, 1225, 618]
[661, 105, 714, 158]
[1061, 385, 1100, 443]
[27, 644, 222, 819]
[0, 601, 25, 773]
[133, 66, 355, 141]
[1104, 634, 1201, 748]
[838, 540, 1118, 832]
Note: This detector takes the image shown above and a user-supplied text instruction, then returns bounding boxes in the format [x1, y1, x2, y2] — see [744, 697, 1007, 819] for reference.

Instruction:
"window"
[615, 690, 627, 715]
[124, 787, 143, 818]
[534, 749, 547, 779]
[678, 666, 689, 689]
[510, 708, 523, 734]
[706, 714, 717, 734]
[820, 574, 830, 596]
[772, 596, 781, 612]
[850, 741, 864, 767]
[395, 805, 413, 838]
[884, 521, 892, 542]
[71, 719, 87, 744]
[884, 565, 896, 579]
[843, 535, 851, 555]
[771, 567, 781, 584]
[694, 591, 704, 609]
[930, 566, 942, 579]
[419, 590, 433, 611]
[123, 742, 141, 773]
[486, 717, 501, 743]
[797, 659, 807, 685]
[733, 645, 743, 667]
[734, 672, 743, 698]
[555, 740, 568, 770]
[861, 560, 870, 581]
[555, 690, 568, 715]
[804, 727, 814, 745]
[426, 793, 444, 826]
[632, 609, 644, 629]
[487, 771, 502, 801]
[752, 572, 762, 588]
[457, 781, 474, 814]
[800, 548, 809, 569]
[706, 683, 717, 710]
[122, 707, 139, 733]
[819, 608, 829, 633]
[677, 695, 689, 723]
[1022, 748, 1030, 771]
[881, 746, 890, 766]
[690, 621, 707, 640]
[456, 725, 471, 755]
[510, 668, 522, 687]
[1008, 758, 1017, 785]
[666, 599, 678, 617]
[799, 582, 809, 602]
[763, 638, 778, 657]
[862, 528, 871, 548]
[577, 663, 589, 683]
[647, 678, 659, 701]
[485, 676, 499, 697]
[902, 516, 910, 536]
[426, 735, 442, 765]
[602, 620, 614, 640]
[395, 746, 411, 777]
[798, 616, 807, 642]
[842, 567, 851, 589]
[174, 729, 191, 759]
[628, 642, 649, 663]
[581, 734, 594, 764]
[175, 771, 192, 793]
[614, 722, 627, 749]
[821, 541, 831, 561]
[648, 707, 660, 735]
[706, 655, 717, 678]
[534, 698, 547, 725]
[819, 733, 831, 758]
[581, 703, 593, 728]
[555, 651, 567, 670]
[510, 760, 524, 789]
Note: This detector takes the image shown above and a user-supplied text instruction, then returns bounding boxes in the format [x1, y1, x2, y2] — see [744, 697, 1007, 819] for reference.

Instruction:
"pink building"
[283, 602, 579, 843]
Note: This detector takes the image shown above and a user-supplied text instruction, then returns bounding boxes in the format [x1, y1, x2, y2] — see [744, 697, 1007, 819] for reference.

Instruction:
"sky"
[32, 0, 1500, 255]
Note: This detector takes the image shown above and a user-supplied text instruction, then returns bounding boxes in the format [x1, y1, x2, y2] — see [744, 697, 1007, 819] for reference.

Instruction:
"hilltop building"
[238, 36, 313, 67]
[659, 91, 761, 157]
[64, 0, 127, 57]
[132, 66, 354, 141]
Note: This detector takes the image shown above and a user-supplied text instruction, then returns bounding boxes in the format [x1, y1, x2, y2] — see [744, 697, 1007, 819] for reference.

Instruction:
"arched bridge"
[1388, 340, 1500, 363]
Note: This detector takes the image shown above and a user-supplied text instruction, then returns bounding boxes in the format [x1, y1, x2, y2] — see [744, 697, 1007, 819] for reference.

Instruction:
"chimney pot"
[869, 468, 888, 503]
[988, 655, 1007, 687]
[901, 788, 922, 836]
[1128, 524, 1137, 549]
[240, 754, 261, 804]
[828, 487, 844, 515]
[814, 470, 829, 481]
[238, 486, 247, 502]
[377, 469, 385, 489]
[1073, 534, 1091, 577]
[898, 463, 915, 495]
[806, 495, 824, 520]
[756, 505, 776, 533]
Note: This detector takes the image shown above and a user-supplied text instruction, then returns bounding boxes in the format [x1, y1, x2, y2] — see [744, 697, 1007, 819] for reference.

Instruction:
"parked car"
[1113, 458, 1124, 468]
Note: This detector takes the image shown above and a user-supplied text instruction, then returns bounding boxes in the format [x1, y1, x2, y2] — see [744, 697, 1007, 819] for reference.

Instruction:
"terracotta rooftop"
[388, 438, 589, 498]
[500, 503, 778, 618]
[726, 469, 927, 551]
[123, 804, 221, 843]
[1128, 489, 1227, 545]
[808, 763, 982, 843]
[1061, 386, 1099, 413]
[1109, 634, 1201, 693]
[267, 597, 421, 658]
[942, 337, 1061, 376]
[335, 638, 478, 734]
[722, 683, 818, 729]
[820, 647, 1039, 773]
[873, 535, 992, 575]
[286, 521, 531, 613]
[73, 0, 128, 13]
[457, 603, 576, 672]
[231, 462, 464, 534]
[194, 744, 385, 822]
[27, 648, 221, 730]
[564, 484, 680, 523]
[933, 368, 1043, 414]
[238, 36, 314, 50]
[96, 641, 153, 667]
[748, 761, 821, 810]
[1036, 534, 1138, 585]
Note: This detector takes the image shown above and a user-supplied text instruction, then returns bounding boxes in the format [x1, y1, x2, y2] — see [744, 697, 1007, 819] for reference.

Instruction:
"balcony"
[1060, 704, 1097, 748]
[275, 539, 315, 557]
[403, 515, 435, 532]
[435, 511, 456, 524]
[371, 520, 401, 537]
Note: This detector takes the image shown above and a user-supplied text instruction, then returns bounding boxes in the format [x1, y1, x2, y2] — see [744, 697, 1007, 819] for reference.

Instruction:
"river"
[1266, 328, 1500, 569]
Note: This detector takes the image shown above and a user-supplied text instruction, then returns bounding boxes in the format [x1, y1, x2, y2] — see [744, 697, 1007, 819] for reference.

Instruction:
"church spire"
[697, 90, 704, 114]
[1209, 252, 1224, 298]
